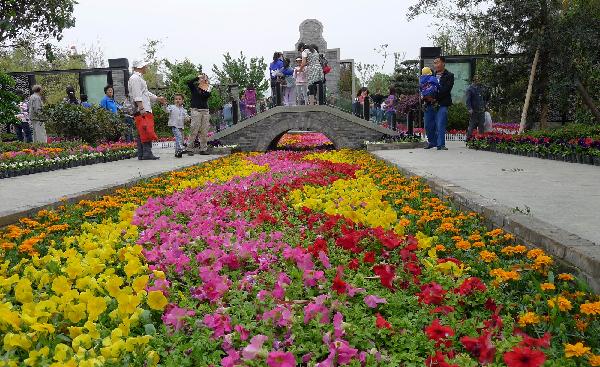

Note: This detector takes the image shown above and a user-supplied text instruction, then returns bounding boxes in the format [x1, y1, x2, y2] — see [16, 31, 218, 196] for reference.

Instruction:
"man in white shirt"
[128, 59, 166, 160]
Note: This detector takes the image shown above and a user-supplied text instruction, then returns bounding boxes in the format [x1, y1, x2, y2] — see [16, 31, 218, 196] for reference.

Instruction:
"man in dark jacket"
[465, 75, 487, 139]
[424, 56, 454, 150]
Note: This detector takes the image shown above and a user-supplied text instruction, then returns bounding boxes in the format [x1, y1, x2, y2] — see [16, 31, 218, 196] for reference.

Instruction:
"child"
[162, 93, 190, 158]
[420, 67, 439, 103]
[80, 94, 92, 108]
[281, 58, 295, 106]
[293, 58, 307, 105]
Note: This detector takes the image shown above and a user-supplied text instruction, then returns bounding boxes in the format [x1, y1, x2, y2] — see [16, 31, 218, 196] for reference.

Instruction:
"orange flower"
[548, 296, 573, 312]
[532, 255, 553, 272]
[558, 273, 575, 281]
[479, 250, 498, 263]
[500, 245, 528, 256]
[589, 354, 600, 366]
[580, 301, 600, 316]
[456, 240, 471, 250]
[540, 283, 555, 291]
[518, 312, 540, 326]
[564, 342, 590, 358]
[527, 248, 545, 259]
[1, 242, 15, 250]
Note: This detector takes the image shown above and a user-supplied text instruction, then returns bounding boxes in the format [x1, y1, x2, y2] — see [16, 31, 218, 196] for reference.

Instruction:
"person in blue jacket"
[269, 52, 284, 106]
[99, 85, 121, 113]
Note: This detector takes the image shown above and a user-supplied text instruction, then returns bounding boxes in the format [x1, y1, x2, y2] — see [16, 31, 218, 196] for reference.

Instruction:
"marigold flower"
[564, 342, 590, 358]
[558, 273, 575, 281]
[456, 240, 472, 250]
[501, 245, 528, 256]
[589, 354, 600, 366]
[518, 312, 540, 327]
[527, 249, 545, 259]
[540, 283, 555, 291]
[548, 296, 572, 312]
[479, 250, 498, 263]
[580, 301, 600, 316]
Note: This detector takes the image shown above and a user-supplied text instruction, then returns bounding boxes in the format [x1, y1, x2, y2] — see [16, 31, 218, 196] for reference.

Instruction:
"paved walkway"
[374, 141, 600, 246]
[0, 148, 222, 223]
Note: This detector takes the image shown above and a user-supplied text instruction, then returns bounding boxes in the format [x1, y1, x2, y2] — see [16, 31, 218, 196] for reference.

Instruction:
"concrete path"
[374, 141, 600, 246]
[0, 148, 222, 224]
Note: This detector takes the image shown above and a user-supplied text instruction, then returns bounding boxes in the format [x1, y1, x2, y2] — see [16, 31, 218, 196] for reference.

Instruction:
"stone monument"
[284, 19, 352, 100]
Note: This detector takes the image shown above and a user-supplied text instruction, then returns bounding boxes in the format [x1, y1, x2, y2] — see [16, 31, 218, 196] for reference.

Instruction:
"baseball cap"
[132, 59, 150, 69]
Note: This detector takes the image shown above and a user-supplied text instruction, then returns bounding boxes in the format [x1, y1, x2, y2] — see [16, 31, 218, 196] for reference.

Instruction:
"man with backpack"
[465, 75, 487, 139]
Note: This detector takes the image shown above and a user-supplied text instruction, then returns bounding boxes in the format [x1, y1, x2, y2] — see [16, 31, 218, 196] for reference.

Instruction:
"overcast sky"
[57, 0, 435, 76]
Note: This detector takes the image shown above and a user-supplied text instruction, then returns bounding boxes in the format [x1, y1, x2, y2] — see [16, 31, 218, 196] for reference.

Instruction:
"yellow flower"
[132, 275, 149, 294]
[87, 296, 107, 321]
[52, 275, 71, 294]
[117, 293, 141, 315]
[65, 303, 87, 323]
[548, 296, 573, 312]
[479, 250, 498, 263]
[527, 248, 545, 259]
[147, 290, 168, 310]
[31, 323, 55, 334]
[124, 258, 143, 278]
[14, 278, 33, 303]
[3, 332, 32, 351]
[580, 301, 600, 316]
[540, 283, 556, 291]
[0, 302, 21, 330]
[589, 354, 600, 366]
[558, 273, 575, 281]
[53, 343, 71, 362]
[564, 342, 590, 358]
[518, 312, 540, 327]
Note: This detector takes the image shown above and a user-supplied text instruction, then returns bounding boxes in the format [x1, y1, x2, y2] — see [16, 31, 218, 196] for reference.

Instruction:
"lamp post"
[228, 84, 240, 125]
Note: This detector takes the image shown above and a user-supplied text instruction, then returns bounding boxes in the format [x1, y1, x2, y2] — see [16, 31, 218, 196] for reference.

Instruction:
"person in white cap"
[128, 59, 166, 160]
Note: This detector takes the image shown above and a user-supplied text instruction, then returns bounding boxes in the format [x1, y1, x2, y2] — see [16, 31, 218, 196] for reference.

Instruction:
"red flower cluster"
[375, 313, 392, 329]
[373, 264, 396, 290]
[417, 282, 447, 305]
[425, 319, 455, 348]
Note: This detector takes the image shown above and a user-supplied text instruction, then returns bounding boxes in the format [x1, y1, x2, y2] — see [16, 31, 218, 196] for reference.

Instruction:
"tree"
[141, 39, 165, 90]
[212, 52, 268, 99]
[163, 59, 203, 105]
[368, 73, 392, 94]
[355, 62, 378, 88]
[0, 72, 20, 130]
[0, 0, 77, 48]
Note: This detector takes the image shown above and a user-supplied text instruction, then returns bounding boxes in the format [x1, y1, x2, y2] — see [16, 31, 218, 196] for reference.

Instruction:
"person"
[15, 99, 33, 142]
[64, 86, 80, 105]
[244, 87, 257, 117]
[121, 93, 136, 142]
[80, 94, 92, 108]
[465, 75, 487, 139]
[269, 52, 284, 106]
[187, 73, 212, 155]
[223, 102, 233, 128]
[128, 59, 165, 160]
[383, 87, 398, 130]
[300, 44, 324, 106]
[419, 67, 439, 103]
[28, 85, 46, 143]
[371, 89, 386, 124]
[99, 85, 121, 113]
[162, 93, 189, 158]
[281, 58, 296, 106]
[424, 56, 454, 150]
[484, 110, 493, 133]
[293, 57, 307, 105]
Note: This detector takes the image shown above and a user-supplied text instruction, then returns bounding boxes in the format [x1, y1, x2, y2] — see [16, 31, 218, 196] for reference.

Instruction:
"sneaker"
[142, 156, 160, 160]
[437, 146, 448, 151]
[187, 151, 195, 156]
[199, 151, 210, 155]
[175, 151, 183, 158]
[424, 145, 436, 150]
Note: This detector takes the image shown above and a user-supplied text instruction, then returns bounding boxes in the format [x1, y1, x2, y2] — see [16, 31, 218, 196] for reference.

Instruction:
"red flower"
[514, 330, 551, 349]
[404, 261, 422, 276]
[308, 238, 328, 256]
[425, 351, 459, 367]
[373, 264, 396, 290]
[348, 258, 359, 270]
[375, 313, 392, 329]
[425, 319, 455, 348]
[484, 298, 498, 312]
[417, 282, 446, 305]
[431, 306, 455, 315]
[503, 347, 546, 367]
[363, 251, 376, 263]
[456, 277, 487, 296]
[460, 332, 496, 364]
[332, 275, 347, 294]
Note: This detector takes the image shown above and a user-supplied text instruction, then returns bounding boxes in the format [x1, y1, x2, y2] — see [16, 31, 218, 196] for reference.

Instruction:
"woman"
[269, 52, 284, 106]
[300, 44, 324, 106]
[28, 85, 47, 143]
[384, 87, 398, 131]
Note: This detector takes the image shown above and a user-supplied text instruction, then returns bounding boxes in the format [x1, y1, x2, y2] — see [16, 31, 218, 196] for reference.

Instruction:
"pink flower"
[162, 305, 195, 331]
[242, 334, 268, 360]
[303, 269, 325, 287]
[221, 350, 240, 367]
[318, 251, 332, 268]
[235, 325, 250, 341]
[266, 351, 296, 367]
[203, 312, 232, 339]
[333, 312, 344, 338]
[364, 295, 388, 308]
[263, 305, 293, 327]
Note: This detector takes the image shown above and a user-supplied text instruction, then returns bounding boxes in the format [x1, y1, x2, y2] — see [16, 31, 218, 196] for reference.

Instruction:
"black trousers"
[467, 110, 486, 139]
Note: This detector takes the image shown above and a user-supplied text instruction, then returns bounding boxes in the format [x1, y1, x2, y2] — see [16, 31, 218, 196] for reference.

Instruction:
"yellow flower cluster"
[489, 268, 521, 283]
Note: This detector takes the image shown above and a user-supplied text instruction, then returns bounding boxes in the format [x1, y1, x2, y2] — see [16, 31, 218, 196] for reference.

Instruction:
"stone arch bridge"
[209, 106, 399, 151]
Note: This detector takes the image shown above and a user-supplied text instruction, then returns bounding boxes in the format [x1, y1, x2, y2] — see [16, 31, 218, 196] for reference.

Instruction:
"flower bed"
[276, 132, 334, 150]
[0, 141, 137, 179]
[0, 151, 598, 366]
[467, 133, 600, 165]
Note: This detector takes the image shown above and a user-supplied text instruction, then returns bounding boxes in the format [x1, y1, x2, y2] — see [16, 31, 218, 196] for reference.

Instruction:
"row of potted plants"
[0, 141, 137, 179]
[467, 133, 600, 165]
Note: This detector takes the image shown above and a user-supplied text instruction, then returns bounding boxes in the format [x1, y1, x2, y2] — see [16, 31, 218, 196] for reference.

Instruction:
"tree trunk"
[575, 77, 600, 124]
[537, 48, 551, 130]
[519, 48, 540, 134]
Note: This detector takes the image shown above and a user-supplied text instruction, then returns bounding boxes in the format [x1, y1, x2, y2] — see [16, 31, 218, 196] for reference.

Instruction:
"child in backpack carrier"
[420, 67, 439, 103]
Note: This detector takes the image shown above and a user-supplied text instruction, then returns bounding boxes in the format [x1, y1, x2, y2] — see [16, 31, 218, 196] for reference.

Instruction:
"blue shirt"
[81, 101, 92, 108]
[99, 95, 120, 113]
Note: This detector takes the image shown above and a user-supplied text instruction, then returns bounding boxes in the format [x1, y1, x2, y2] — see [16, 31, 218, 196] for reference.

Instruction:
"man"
[371, 89, 386, 124]
[424, 56, 454, 150]
[465, 75, 487, 139]
[28, 85, 46, 143]
[186, 73, 212, 155]
[128, 60, 166, 160]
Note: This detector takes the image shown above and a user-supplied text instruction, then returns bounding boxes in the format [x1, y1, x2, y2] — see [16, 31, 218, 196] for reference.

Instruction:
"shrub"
[447, 103, 470, 130]
[0, 72, 20, 126]
[42, 103, 124, 145]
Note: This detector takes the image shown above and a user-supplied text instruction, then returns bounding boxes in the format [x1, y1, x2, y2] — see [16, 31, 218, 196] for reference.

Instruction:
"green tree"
[163, 59, 203, 105]
[0, 0, 77, 48]
[368, 72, 392, 95]
[141, 39, 165, 90]
[0, 72, 20, 130]
[211, 52, 268, 99]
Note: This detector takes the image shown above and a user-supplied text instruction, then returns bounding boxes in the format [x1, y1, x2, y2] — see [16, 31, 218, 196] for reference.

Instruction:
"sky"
[57, 0, 435, 77]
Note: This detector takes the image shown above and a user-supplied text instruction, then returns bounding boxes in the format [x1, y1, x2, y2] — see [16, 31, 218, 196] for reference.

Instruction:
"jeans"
[467, 110, 486, 139]
[374, 107, 383, 124]
[172, 126, 184, 152]
[386, 111, 396, 130]
[296, 84, 307, 105]
[283, 87, 296, 106]
[124, 116, 135, 142]
[424, 105, 449, 147]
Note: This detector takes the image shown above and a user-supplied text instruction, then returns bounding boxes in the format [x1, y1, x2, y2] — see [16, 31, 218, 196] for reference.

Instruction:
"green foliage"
[208, 88, 224, 112]
[0, 72, 20, 126]
[42, 104, 125, 145]
[367, 72, 393, 95]
[392, 58, 419, 96]
[141, 39, 165, 89]
[212, 52, 268, 99]
[163, 59, 203, 105]
[447, 103, 470, 130]
[0, 0, 76, 47]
